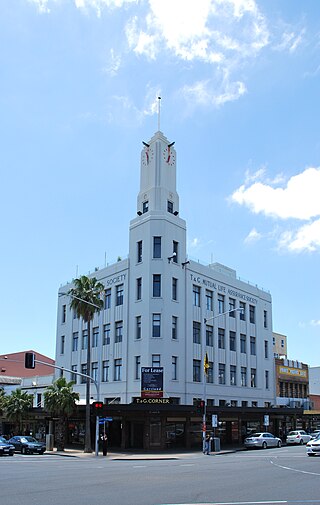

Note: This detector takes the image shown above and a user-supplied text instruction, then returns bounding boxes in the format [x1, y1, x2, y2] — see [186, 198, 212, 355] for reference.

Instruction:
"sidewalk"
[47, 445, 243, 460]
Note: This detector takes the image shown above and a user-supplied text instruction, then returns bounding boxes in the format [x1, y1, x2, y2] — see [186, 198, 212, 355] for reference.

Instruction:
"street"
[1, 445, 319, 505]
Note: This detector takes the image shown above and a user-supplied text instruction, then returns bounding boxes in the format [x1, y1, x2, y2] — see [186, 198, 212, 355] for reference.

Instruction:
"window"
[152, 354, 161, 367]
[153, 274, 161, 297]
[135, 356, 141, 380]
[172, 241, 178, 263]
[265, 370, 269, 389]
[241, 367, 247, 387]
[136, 277, 142, 300]
[102, 360, 109, 382]
[62, 304, 66, 323]
[230, 365, 237, 385]
[229, 331, 236, 351]
[137, 240, 142, 263]
[218, 294, 225, 314]
[153, 236, 161, 258]
[240, 334, 246, 353]
[104, 288, 111, 309]
[193, 321, 201, 344]
[249, 304, 255, 324]
[264, 340, 268, 358]
[152, 314, 161, 338]
[91, 362, 98, 382]
[272, 336, 275, 346]
[172, 277, 178, 300]
[250, 336, 256, 355]
[172, 356, 178, 380]
[264, 310, 267, 328]
[230, 400, 238, 407]
[205, 290, 213, 311]
[71, 365, 77, 384]
[207, 362, 213, 384]
[251, 368, 257, 388]
[281, 339, 285, 348]
[72, 332, 79, 352]
[240, 301, 246, 320]
[193, 359, 201, 382]
[103, 324, 110, 345]
[92, 327, 99, 347]
[82, 329, 88, 350]
[252, 401, 258, 407]
[60, 335, 66, 354]
[115, 321, 123, 343]
[193, 285, 201, 306]
[114, 359, 122, 381]
[116, 284, 124, 306]
[142, 200, 149, 213]
[218, 328, 225, 349]
[73, 309, 77, 319]
[206, 325, 213, 347]
[219, 363, 225, 384]
[172, 316, 177, 340]
[81, 363, 88, 384]
[136, 316, 141, 340]
[229, 298, 236, 317]
[242, 401, 248, 407]
[167, 200, 173, 213]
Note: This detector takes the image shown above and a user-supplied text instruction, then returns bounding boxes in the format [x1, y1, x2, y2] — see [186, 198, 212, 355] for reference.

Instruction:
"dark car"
[8, 436, 46, 455]
[0, 436, 15, 456]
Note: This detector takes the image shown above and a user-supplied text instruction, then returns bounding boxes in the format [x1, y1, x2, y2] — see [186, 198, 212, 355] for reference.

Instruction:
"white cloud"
[310, 319, 320, 326]
[232, 167, 320, 220]
[27, 0, 51, 13]
[278, 219, 320, 253]
[244, 228, 262, 244]
[102, 49, 122, 76]
[274, 28, 305, 53]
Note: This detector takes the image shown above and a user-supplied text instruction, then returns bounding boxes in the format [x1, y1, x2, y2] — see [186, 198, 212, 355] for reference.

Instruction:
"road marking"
[159, 501, 320, 505]
[270, 460, 320, 476]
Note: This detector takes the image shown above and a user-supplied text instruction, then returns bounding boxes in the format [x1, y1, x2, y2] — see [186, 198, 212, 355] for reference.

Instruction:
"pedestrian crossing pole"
[202, 352, 209, 453]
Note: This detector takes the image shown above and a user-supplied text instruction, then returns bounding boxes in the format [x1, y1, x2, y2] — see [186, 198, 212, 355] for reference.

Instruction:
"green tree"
[68, 275, 104, 453]
[0, 387, 6, 415]
[44, 377, 79, 451]
[4, 388, 33, 433]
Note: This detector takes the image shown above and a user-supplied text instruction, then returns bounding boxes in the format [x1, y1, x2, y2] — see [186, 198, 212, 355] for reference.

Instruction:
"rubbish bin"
[212, 437, 220, 452]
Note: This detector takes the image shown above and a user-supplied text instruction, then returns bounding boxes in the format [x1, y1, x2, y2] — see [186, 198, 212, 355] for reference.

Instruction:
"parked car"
[8, 436, 46, 455]
[0, 436, 15, 456]
[306, 434, 320, 456]
[286, 430, 311, 445]
[244, 432, 282, 449]
[310, 430, 320, 439]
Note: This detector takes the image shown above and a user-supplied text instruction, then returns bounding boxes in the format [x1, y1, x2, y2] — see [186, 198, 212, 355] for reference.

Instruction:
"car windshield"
[22, 436, 38, 443]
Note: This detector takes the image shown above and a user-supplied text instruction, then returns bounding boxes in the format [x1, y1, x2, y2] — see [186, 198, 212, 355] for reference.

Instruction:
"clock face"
[141, 147, 154, 166]
[163, 146, 175, 166]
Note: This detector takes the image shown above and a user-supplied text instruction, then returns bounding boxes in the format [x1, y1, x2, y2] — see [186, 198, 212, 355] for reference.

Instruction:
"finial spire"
[157, 96, 161, 131]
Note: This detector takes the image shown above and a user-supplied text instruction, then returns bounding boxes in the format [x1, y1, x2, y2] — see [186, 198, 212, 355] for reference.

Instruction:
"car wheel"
[9, 453, 14, 456]
[277, 441, 282, 448]
[300, 439, 304, 445]
[21, 447, 26, 454]
[262, 442, 267, 449]
[307, 453, 315, 457]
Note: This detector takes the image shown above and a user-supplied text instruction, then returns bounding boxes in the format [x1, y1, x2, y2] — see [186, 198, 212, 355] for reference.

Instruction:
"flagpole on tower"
[157, 96, 161, 131]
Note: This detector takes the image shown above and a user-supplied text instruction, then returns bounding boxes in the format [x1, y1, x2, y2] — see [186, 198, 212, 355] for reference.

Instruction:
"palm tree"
[44, 377, 79, 451]
[68, 275, 104, 453]
[4, 389, 33, 433]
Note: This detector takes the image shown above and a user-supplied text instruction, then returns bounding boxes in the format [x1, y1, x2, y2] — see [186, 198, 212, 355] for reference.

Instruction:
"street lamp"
[202, 307, 244, 454]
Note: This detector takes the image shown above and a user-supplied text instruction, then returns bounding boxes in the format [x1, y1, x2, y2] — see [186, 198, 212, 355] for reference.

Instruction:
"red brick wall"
[0, 351, 55, 378]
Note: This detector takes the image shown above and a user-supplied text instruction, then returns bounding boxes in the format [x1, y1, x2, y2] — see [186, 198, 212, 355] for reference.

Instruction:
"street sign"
[99, 417, 113, 423]
[212, 414, 218, 427]
[264, 415, 269, 426]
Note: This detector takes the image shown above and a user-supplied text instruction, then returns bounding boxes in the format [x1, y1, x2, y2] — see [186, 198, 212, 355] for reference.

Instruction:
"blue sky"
[1, 0, 319, 366]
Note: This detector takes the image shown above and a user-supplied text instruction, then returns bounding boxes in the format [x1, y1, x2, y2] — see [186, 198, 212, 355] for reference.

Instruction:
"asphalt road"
[1, 445, 319, 505]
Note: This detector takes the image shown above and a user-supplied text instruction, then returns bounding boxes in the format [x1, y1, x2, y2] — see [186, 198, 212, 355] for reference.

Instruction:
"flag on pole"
[204, 352, 209, 376]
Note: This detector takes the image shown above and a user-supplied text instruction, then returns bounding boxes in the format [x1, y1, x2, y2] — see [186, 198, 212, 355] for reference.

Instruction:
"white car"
[244, 432, 282, 449]
[306, 434, 320, 456]
[286, 430, 311, 445]
[310, 430, 320, 439]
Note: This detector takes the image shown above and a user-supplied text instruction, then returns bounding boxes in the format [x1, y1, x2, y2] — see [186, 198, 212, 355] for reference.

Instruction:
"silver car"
[306, 434, 320, 456]
[244, 432, 282, 449]
[286, 430, 311, 445]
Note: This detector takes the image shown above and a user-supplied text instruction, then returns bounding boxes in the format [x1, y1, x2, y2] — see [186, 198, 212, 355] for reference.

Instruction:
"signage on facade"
[189, 274, 258, 304]
[278, 366, 307, 378]
[212, 414, 218, 427]
[133, 397, 171, 404]
[141, 367, 164, 398]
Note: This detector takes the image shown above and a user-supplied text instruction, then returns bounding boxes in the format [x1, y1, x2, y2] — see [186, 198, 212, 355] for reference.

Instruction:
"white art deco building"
[56, 129, 275, 412]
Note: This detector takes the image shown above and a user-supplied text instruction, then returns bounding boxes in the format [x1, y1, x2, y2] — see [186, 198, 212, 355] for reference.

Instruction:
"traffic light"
[196, 399, 205, 415]
[25, 352, 35, 369]
[92, 401, 104, 414]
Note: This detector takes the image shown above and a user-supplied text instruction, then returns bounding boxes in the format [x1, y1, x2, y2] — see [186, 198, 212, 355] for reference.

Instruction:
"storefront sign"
[133, 397, 171, 404]
[141, 367, 164, 398]
[278, 366, 307, 378]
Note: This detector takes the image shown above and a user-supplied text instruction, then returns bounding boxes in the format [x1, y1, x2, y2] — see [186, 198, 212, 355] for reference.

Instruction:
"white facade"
[56, 130, 275, 407]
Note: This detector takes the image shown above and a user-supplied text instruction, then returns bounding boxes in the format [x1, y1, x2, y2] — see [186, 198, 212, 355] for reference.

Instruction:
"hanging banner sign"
[141, 367, 164, 398]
